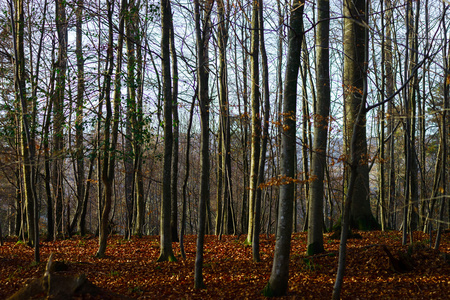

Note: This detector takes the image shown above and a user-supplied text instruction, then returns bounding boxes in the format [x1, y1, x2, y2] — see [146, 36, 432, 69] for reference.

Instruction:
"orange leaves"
[2, 231, 450, 299]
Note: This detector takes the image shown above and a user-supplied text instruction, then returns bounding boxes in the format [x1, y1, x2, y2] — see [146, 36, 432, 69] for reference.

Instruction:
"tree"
[70, 0, 86, 236]
[96, 0, 125, 258]
[252, 0, 270, 262]
[263, 0, 304, 296]
[170, 7, 180, 242]
[246, 0, 260, 246]
[342, 0, 378, 230]
[333, 0, 370, 297]
[127, 0, 145, 237]
[53, 0, 68, 236]
[307, 0, 330, 255]
[157, 0, 176, 262]
[194, 0, 213, 289]
[10, 0, 39, 261]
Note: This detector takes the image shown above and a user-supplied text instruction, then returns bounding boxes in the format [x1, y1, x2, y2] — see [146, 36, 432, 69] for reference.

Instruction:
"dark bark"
[96, 0, 125, 258]
[194, 0, 213, 289]
[307, 0, 330, 255]
[263, 0, 304, 296]
[157, 0, 175, 262]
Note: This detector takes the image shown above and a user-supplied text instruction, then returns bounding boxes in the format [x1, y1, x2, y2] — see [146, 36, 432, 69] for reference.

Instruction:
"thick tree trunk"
[343, 0, 378, 230]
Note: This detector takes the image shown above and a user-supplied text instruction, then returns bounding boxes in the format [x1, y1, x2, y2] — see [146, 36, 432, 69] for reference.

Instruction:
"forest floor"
[1, 230, 450, 299]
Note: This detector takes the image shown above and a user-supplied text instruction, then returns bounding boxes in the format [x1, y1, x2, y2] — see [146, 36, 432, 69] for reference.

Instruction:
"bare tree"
[263, 0, 304, 296]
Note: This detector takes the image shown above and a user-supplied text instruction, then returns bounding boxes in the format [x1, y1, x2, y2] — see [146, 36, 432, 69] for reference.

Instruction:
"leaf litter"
[1, 231, 449, 299]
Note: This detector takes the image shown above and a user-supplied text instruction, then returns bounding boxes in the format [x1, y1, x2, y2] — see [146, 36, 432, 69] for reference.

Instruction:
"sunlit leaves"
[1, 231, 450, 299]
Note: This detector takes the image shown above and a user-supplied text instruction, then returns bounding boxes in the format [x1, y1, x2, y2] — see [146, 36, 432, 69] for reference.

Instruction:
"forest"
[1, 0, 450, 298]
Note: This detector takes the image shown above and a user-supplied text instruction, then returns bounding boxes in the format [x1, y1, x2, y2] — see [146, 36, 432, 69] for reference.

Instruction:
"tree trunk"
[252, 0, 269, 262]
[157, 0, 175, 262]
[194, 0, 213, 289]
[70, 0, 85, 235]
[170, 12, 180, 242]
[53, 0, 68, 236]
[263, 0, 304, 296]
[343, 0, 378, 230]
[307, 0, 330, 255]
[96, 0, 125, 258]
[180, 95, 196, 259]
[246, 0, 260, 245]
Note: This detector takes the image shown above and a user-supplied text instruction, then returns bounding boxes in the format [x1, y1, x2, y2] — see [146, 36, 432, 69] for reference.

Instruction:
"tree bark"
[307, 0, 330, 255]
[263, 0, 304, 296]
[170, 12, 180, 242]
[343, 0, 378, 230]
[96, 0, 125, 258]
[194, 0, 213, 288]
[246, 0, 260, 245]
[157, 0, 176, 262]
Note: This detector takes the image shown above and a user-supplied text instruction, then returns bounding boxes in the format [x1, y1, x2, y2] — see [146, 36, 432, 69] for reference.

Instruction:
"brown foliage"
[1, 231, 449, 299]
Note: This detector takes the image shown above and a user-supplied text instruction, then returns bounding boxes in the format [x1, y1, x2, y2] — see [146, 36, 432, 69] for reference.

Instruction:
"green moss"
[306, 242, 324, 256]
[262, 283, 275, 297]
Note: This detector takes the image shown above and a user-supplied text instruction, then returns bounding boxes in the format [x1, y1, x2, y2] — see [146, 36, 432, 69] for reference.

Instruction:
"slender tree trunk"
[307, 0, 330, 255]
[194, 0, 213, 288]
[434, 2, 449, 250]
[170, 12, 180, 242]
[96, 0, 125, 258]
[180, 94, 196, 259]
[157, 0, 175, 262]
[333, 0, 370, 297]
[71, 0, 85, 235]
[11, 0, 39, 261]
[53, 0, 68, 236]
[252, 0, 269, 262]
[246, 0, 260, 245]
[263, 0, 304, 296]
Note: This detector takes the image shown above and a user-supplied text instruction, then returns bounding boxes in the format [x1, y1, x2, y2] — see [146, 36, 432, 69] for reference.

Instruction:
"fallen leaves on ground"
[1, 230, 450, 299]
